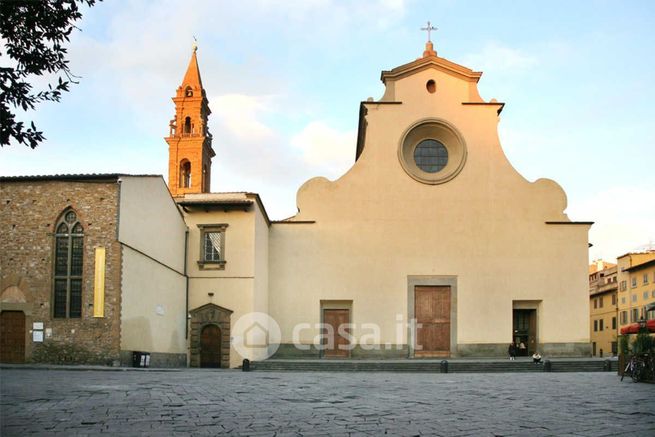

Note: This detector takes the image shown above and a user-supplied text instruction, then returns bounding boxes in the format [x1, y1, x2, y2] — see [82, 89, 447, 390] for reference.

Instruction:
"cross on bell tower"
[165, 44, 215, 197]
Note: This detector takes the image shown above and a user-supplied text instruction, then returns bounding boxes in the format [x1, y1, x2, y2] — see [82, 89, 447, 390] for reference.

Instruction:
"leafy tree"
[1, 0, 99, 148]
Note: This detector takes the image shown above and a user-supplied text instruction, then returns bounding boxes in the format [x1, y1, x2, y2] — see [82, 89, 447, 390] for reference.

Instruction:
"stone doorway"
[0, 311, 25, 363]
[189, 304, 232, 368]
[513, 309, 537, 356]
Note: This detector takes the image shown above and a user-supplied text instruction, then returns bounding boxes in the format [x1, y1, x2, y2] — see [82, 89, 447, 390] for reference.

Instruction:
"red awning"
[620, 319, 655, 335]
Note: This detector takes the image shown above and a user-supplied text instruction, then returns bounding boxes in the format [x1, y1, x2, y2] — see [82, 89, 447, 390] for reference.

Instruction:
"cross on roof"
[421, 21, 437, 42]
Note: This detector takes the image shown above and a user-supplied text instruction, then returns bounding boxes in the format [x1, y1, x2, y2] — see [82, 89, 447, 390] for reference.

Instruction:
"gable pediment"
[381, 55, 482, 84]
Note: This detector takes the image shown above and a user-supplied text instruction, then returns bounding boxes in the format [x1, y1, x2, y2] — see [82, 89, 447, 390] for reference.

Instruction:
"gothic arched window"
[180, 160, 192, 188]
[53, 209, 84, 318]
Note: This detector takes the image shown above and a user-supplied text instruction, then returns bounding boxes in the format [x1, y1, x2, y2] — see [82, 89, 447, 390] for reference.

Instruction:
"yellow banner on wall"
[93, 247, 106, 318]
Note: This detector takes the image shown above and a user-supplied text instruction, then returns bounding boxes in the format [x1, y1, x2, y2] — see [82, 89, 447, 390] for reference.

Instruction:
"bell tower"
[166, 45, 215, 197]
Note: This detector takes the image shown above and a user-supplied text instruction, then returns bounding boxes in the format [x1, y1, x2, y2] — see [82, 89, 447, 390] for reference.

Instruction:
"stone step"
[251, 359, 618, 373]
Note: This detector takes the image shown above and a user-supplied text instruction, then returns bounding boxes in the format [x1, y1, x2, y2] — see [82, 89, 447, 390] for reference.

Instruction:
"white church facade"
[0, 40, 592, 367]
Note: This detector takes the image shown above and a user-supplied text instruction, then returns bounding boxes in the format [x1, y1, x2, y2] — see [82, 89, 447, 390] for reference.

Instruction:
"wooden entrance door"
[322, 309, 350, 358]
[200, 324, 222, 368]
[0, 311, 25, 363]
[415, 286, 451, 357]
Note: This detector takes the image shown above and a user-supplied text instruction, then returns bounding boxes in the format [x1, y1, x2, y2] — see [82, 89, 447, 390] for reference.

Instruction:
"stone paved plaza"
[1, 369, 654, 436]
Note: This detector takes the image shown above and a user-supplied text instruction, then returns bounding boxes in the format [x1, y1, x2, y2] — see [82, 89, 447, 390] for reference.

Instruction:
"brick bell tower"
[166, 45, 215, 197]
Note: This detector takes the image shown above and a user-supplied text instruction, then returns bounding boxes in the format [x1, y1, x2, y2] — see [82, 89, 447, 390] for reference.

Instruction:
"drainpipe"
[184, 227, 189, 340]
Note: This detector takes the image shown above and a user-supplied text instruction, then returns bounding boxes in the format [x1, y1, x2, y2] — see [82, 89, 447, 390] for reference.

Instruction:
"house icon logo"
[232, 312, 281, 359]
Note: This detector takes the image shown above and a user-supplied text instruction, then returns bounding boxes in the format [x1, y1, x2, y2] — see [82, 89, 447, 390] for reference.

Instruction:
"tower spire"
[165, 47, 215, 197]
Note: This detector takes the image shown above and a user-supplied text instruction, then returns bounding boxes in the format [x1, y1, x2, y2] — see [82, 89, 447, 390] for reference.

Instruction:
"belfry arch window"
[53, 209, 84, 318]
[184, 116, 192, 134]
[185, 86, 193, 97]
[180, 160, 192, 188]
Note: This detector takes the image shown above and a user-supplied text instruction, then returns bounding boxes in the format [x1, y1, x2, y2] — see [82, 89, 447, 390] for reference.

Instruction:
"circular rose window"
[398, 119, 467, 184]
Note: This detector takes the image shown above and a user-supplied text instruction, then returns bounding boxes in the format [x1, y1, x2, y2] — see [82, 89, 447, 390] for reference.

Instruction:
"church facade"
[169, 41, 592, 367]
[0, 40, 592, 367]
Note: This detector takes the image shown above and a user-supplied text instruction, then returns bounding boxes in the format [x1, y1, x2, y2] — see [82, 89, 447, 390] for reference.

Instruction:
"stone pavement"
[1, 369, 653, 436]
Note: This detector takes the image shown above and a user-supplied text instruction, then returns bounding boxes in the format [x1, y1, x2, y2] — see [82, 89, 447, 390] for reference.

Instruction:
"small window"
[621, 297, 626, 304]
[620, 311, 627, 324]
[593, 320, 598, 332]
[612, 317, 617, 330]
[620, 280, 626, 291]
[644, 273, 649, 284]
[611, 294, 616, 305]
[599, 297, 603, 308]
[593, 299, 597, 309]
[185, 86, 193, 97]
[184, 116, 192, 134]
[599, 319, 604, 331]
[197, 224, 228, 269]
[631, 308, 639, 322]
[426, 79, 436, 94]
[53, 208, 84, 318]
[631, 277, 637, 288]
[644, 291, 649, 300]
[632, 294, 637, 302]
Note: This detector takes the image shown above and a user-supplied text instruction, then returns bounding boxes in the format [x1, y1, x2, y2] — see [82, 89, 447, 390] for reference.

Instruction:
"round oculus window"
[413, 139, 448, 173]
[398, 119, 467, 185]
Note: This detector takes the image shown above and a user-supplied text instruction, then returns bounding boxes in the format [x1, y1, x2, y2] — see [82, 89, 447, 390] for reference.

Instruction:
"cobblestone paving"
[1, 369, 654, 436]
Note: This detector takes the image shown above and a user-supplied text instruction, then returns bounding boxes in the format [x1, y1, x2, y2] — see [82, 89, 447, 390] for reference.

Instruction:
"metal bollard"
[543, 359, 552, 372]
[440, 360, 448, 373]
[242, 358, 250, 372]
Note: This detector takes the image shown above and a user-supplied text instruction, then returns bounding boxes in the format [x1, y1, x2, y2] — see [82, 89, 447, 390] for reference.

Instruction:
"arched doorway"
[200, 324, 221, 368]
[0, 311, 25, 363]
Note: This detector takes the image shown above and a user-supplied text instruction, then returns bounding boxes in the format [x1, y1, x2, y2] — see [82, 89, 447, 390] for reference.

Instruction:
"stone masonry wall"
[0, 179, 122, 364]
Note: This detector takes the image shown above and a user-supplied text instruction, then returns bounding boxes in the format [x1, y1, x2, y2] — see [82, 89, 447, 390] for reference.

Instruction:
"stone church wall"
[0, 178, 122, 364]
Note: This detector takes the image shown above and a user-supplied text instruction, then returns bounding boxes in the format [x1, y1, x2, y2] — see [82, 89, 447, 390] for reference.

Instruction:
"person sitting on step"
[532, 352, 542, 364]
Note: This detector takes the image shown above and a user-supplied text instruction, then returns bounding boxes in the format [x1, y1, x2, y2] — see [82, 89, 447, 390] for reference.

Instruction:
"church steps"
[251, 359, 617, 373]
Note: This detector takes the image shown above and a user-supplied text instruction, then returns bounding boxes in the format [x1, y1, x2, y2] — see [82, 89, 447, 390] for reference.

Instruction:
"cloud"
[290, 121, 356, 177]
[210, 94, 277, 142]
[462, 41, 539, 73]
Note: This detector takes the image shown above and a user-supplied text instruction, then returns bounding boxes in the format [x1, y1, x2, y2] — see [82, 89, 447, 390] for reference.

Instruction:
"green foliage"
[632, 331, 654, 355]
[619, 335, 630, 355]
[0, 0, 99, 148]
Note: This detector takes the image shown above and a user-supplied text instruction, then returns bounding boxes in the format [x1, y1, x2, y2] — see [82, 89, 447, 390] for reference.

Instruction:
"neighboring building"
[617, 251, 655, 332]
[588, 260, 618, 357]
[171, 40, 593, 368]
[0, 175, 187, 366]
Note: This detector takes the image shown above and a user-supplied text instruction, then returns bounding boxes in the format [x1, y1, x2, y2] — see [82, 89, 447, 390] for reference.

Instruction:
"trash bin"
[132, 351, 151, 368]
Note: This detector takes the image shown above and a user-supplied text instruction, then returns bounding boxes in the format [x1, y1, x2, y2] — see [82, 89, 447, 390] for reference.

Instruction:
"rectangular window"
[631, 308, 639, 323]
[621, 297, 626, 304]
[599, 297, 603, 308]
[631, 277, 637, 288]
[631, 294, 637, 302]
[620, 311, 627, 324]
[644, 291, 649, 300]
[593, 320, 598, 332]
[611, 341, 617, 354]
[593, 299, 597, 309]
[612, 317, 617, 329]
[644, 273, 649, 284]
[620, 280, 627, 291]
[612, 294, 616, 305]
[197, 224, 228, 269]
[599, 319, 604, 331]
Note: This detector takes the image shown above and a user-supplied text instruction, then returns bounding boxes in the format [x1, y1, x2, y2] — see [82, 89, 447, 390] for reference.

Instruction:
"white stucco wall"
[118, 176, 188, 359]
[268, 56, 591, 354]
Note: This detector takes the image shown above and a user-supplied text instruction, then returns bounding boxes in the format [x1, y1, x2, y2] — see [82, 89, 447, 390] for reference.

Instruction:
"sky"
[2, 0, 654, 263]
